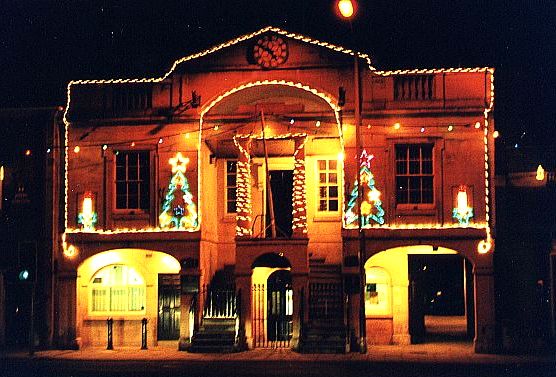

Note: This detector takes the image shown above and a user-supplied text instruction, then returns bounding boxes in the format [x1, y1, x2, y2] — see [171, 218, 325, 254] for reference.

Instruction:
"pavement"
[2, 341, 555, 365]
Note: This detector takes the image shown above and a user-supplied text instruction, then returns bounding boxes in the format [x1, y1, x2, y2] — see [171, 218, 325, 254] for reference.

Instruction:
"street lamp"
[338, 0, 355, 19]
[337, 0, 367, 354]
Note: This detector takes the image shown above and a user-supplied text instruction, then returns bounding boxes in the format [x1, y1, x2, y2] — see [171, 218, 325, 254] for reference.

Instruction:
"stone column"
[473, 262, 496, 353]
[235, 273, 252, 349]
[235, 137, 252, 237]
[178, 292, 195, 351]
[292, 136, 308, 237]
[291, 272, 308, 350]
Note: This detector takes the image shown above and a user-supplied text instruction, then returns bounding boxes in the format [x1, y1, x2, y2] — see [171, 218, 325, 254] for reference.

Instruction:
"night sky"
[1, 1, 554, 154]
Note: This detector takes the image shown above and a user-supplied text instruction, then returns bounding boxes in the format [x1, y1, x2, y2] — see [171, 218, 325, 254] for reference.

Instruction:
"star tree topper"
[169, 152, 189, 173]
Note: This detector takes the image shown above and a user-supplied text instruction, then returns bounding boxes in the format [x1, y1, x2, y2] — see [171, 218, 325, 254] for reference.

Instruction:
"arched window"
[90, 265, 146, 314]
[365, 267, 392, 316]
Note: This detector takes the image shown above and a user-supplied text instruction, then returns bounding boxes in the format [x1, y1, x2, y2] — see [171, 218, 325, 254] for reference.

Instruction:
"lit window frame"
[394, 143, 435, 207]
[114, 150, 151, 213]
[316, 158, 340, 213]
[89, 264, 146, 316]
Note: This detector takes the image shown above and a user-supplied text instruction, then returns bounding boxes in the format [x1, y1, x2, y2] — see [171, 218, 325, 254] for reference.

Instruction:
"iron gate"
[252, 270, 293, 348]
[308, 282, 344, 322]
[158, 274, 181, 340]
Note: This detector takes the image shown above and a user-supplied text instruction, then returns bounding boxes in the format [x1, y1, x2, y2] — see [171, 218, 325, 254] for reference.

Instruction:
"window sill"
[395, 204, 436, 216]
[365, 315, 393, 320]
[84, 314, 147, 321]
[313, 214, 342, 222]
[112, 211, 150, 221]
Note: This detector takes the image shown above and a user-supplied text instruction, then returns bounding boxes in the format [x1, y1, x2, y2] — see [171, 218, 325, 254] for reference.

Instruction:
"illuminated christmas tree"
[344, 150, 385, 227]
[159, 152, 198, 230]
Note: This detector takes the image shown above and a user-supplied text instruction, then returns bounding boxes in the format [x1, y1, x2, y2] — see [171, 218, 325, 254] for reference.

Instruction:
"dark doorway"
[157, 274, 181, 340]
[408, 254, 473, 343]
[266, 170, 293, 238]
[4, 281, 31, 346]
[267, 270, 293, 342]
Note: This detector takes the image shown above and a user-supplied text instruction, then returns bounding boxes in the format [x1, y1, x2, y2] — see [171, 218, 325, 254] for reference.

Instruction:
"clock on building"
[252, 35, 288, 69]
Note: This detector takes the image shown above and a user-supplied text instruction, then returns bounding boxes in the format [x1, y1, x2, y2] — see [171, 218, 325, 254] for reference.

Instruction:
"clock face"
[252, 35, 288, 69]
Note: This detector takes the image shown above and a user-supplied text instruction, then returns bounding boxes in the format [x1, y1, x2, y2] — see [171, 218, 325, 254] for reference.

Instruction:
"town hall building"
[52, 27, 496, 353]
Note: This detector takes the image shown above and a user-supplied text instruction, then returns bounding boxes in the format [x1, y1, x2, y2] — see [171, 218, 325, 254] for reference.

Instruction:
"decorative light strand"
[372, 67, 493, 76]
[292, 135, 308, 235]
[478, 68, 495, 253]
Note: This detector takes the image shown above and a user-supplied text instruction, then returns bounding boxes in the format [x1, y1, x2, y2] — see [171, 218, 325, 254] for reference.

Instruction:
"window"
[225, 160, 237, 213]
[90, 265, 145, 314]
[115, 151, 150, 210]
[317, 159, 339, 212]
[395, 144, 433, 205]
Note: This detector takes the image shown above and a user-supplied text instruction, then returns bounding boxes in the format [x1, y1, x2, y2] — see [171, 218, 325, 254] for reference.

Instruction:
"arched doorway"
[76, 249, 181, 347]
[408, 253, 474, 344]
[365, 245, 474, 347]
[267, 270, 293, 342]
[251, 252, 292, 348]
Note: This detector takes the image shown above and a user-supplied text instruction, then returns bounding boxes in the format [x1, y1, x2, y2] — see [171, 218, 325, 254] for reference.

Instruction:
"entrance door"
[267, 270, 293, 342]
[266, 170, 293, 238]
[158, 274, 181, 340]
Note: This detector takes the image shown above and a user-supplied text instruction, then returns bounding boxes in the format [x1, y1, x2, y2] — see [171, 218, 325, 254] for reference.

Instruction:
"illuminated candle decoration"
[452, 186, 473, 226]
[159, 152, 198, 230]
[536, 165, 545, 181]
[344, 150, 385, 228]
[77, 191, 97, 231]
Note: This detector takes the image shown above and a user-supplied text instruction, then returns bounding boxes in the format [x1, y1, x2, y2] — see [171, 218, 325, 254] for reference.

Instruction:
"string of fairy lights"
[61, 26, 495, 257]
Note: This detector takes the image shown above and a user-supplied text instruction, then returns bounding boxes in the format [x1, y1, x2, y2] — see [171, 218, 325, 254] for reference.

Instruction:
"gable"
[172, 26, 372, 73]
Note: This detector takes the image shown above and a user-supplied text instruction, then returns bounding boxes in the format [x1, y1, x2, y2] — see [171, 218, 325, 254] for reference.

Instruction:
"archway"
[251, 252, 292, 348]
[198, 81, 344, 238]
[364, 245, 474, 346]
[76, 249, 181, 347]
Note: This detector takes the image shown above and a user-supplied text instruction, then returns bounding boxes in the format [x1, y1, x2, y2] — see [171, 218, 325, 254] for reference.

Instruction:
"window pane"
[319, 173, 326, 184]
[227, 174, 236, 187]
[422, 145, 433, 159]
[140, 182, 149, 209]
[116, 153, 125, 166]
[409, 161, 420, 174]
[128, 287, 145, 311]
[319, 200, 327, 211]
[422, 176, 433, 191]
[318, 160, 326, 170]
[110, 288, 127, 311]
[329, 186, 338, 198]
[395, 146, 407, 160]
[116, 166, 126, 181]
[128, 184, 138, 208]
[92, 289, 107, 312]
[329, 173, 337, 183]
[127, 153, 138, 167]
[409, 146, 420, 159]
[410, 189, 420, 203]
[227, 202, 237, 213]
[397, 190, 408, 204]
[128, 164, 138, 180]
[116, 195, 126, 209]
[422, 189, 433, 203]
[319, 187, 327, 199]
[396, 161, 407, 174]
[140, 164, 149, 180]
[227, 188, 236, 201]
[422, 160, 433, 174]
[227, 161, 237, 173]
[329, 200, 338, 211]
[409, 177, 420, 192]
[329, 160, 337, 170]
[139, 152, 149, 167]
